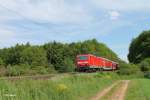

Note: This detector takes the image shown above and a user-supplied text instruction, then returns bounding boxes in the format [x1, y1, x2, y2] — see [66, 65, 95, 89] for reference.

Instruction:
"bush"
[139, 58, 150, 72]
[47, 64, 57, 73]
[118, 62, 141, 75]
[27, 64, 57, 75]
[20, 46, 48, 67]
[144, 72, 150, 78]
[6, 64, 30, 76]
[0, 58, 4, 66]
[5, 64, 57, 76]
[31, 66, 49, 75]
[59, 58, 75, 72]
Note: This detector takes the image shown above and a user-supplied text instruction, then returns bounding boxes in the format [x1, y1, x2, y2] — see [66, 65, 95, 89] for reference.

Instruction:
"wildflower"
[56, 84, 68, 93]
[104, 75, 111, 79]
[4, 94, 16, 97]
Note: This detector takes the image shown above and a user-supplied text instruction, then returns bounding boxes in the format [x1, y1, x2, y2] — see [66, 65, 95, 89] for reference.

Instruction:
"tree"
[0, 43, 31, 65]
[43, 41, 66, 70]
[20, 46, 48, 67]
[0, 39, 121, 73]
[128, 30, 150, 63]
[78, 39, 119, 61]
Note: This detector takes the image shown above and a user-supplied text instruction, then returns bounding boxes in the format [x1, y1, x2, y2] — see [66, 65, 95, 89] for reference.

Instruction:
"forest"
[0, 39, 120, 76]
[0, 30, 150, 77]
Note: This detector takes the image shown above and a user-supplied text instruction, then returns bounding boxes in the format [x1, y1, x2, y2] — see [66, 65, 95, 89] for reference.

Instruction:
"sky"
[0, 0, 150, 62]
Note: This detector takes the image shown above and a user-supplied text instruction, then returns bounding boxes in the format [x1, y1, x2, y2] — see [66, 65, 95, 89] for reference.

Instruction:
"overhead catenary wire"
[0, 3, 51, 30]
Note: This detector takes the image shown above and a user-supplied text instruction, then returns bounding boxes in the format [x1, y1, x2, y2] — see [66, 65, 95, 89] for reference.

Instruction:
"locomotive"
[75, 54, 119, 72]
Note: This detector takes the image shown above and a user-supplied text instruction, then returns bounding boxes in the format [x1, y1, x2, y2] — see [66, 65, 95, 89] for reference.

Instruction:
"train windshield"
[78, 56, 88, 60]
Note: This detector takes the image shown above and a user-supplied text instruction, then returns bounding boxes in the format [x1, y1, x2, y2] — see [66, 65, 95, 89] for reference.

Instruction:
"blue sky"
[0, 0, 150, 62]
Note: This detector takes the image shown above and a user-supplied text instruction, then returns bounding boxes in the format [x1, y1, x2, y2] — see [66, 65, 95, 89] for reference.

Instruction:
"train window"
[79, 56, 88, 60]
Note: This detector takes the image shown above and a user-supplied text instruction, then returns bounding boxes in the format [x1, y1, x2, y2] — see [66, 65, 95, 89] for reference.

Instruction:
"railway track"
[0, 72, 81, 81]
[0, 73, 65, 81]
[0, 71, 113, 81]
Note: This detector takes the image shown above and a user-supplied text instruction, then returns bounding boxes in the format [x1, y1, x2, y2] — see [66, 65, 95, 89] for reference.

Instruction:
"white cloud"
[109, 11, 120, 20]
[0, 7, 21, 22]
[0, 0, 94, 48]
[0, 0, 148, 61]
[0, 28, 16, 48]
[0, 29, 15, 40]
[91, 0, 150, 12]
[0, 0, 92, 24]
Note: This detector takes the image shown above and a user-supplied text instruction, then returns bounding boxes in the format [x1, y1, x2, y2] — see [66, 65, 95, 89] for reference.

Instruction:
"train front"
[75, 54, 89, 72]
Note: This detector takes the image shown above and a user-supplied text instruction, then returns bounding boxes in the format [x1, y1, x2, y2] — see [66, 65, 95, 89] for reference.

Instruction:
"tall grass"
[125, 79, 150, 100]
[0, 73, 118, 100]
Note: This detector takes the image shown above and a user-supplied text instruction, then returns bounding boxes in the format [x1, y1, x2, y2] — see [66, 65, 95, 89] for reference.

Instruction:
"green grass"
[0, 72, 119, 100]
[125, 79, 150, 100]
[101, 81, 123, 100]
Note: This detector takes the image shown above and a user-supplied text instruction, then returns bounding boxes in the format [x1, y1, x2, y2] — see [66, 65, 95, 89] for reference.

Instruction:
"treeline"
[128, 30, 150, 77]
[128, 30, 150, 64]
[117, 30, 150, 77]
[0, 39, 120, 76]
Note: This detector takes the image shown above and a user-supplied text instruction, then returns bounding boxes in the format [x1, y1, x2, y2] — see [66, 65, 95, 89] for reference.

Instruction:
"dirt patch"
[109, 80, 130, 100]
[91, 81, 120, 100]
[91, 80, 130, 100]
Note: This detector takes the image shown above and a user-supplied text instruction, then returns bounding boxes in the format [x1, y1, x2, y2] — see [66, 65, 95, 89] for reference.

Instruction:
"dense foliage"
[139, 58, 150, 72]
[118, 61, 141, 76]
[0, 39, 120, 76]
[128, 30, 150, 64]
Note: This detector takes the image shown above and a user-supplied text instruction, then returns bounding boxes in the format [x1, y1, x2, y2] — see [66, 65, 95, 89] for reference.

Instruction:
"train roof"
[77, 54, 118, 64]
[77, 54, 96, 57]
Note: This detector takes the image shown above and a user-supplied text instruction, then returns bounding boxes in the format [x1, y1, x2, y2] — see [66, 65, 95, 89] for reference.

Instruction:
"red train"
[75, 54, 119, 72]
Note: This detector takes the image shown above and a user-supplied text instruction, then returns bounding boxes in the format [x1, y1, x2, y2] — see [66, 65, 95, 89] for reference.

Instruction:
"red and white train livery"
[75, 54, 119, 72]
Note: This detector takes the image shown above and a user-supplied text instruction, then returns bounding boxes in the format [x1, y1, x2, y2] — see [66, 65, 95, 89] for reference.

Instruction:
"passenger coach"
[75, 54, 119, 72]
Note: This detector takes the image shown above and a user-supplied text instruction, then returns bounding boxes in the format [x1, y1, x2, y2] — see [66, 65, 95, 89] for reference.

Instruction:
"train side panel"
[75, 54, 119, 72]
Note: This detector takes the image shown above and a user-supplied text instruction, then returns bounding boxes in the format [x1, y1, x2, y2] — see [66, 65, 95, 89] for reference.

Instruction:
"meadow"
[125, 79, 150, 100]
[0, 73, 119, 100]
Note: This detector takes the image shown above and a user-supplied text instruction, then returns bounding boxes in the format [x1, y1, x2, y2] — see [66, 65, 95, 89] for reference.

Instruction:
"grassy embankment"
[0, 72, 119, 100]
[125, 79, 150, 100]
[100, 80, 123, 100]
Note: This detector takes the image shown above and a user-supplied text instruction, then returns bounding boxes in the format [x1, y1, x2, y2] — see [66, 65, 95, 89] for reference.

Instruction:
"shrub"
[139, 58, 150, 72]
[118, 62, 140, 75]
[47, 64, 57, 73]
[20, 46, 48, 67]
[144, 72, 150, 78]
[0, 67, 7, 77]
[32, 66, 49, 75]
[59, 58, 75, 72]
[5, 64, 57, 76]
[6, 64, 30, 76]
[0, 58, 4, 66]
[29, 64, 57, 75]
